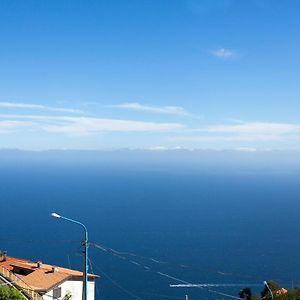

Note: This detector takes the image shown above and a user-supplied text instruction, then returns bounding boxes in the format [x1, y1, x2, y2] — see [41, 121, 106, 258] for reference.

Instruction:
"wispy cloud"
[43, 117, 185, 136]
[211, 48, 236, 59]
[0, 114, 185, 136]
[112, 102, 190, 116]
[236, 147, 257, 152]
[172, 134, 289, 143]
[0, 102, 84, 114]
[174, 121, 300, 143]
[0, 120, 36, 133]
[202, 122, 300, 135]
[1, 112, 299, 150]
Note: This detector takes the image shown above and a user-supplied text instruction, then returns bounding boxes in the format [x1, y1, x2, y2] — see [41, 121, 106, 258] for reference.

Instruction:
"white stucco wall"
[43, 280, 95, 300]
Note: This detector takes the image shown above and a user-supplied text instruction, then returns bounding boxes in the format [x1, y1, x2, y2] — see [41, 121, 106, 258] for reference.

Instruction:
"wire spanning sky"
[0, 0, 300, 150]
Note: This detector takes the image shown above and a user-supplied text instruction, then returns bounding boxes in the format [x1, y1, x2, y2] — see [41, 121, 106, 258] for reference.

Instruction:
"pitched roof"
[0, 255, 98, 292]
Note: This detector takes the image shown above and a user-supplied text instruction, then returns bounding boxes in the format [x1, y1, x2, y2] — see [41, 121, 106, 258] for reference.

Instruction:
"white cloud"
[0, 114, 185, 136]
[211, 48, 236, 59]
[44, 117, 185, 136]
[0, 102, 84, 114]
[146, 146, 169, 151]
[172, 134, 286, 142]
[112, 102, 189, 116]
[173, 121, 300, 144]
[0, 120, 36, 133]
[1, 112, 299, 150]
[236, 147, 257, 152]
[203, 122, 300, 135]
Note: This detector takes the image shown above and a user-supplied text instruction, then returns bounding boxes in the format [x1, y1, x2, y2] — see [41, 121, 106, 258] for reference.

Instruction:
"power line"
[89, 258, 145, 300]
[170, 284, 262, 288]
[90, 243, 251, 300]
[0, 237, 284, 283]
[140, 292, 184, 300]
[1, 237, 290, 300]
[90, 242, 262, 282]
[88, 259, 101, 300]
[0, 237, 80, 244]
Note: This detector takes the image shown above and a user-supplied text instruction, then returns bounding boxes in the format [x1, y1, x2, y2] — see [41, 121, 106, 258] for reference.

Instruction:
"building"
[0, 252, 98, 300]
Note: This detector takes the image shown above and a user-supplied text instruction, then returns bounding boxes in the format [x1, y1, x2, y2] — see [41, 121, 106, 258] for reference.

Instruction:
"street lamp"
[264, 281, 274, 300]
[51, 213, 88, 300]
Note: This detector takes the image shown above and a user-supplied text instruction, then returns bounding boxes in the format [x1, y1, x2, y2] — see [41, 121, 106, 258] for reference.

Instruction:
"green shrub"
[0, 286, 24, 300]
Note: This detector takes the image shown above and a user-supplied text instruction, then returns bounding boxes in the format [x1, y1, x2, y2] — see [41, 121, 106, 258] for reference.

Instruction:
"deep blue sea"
[1, 150, 300, 300]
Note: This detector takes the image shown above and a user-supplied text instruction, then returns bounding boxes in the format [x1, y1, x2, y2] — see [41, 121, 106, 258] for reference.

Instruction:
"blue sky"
[0, 0, 300, 150]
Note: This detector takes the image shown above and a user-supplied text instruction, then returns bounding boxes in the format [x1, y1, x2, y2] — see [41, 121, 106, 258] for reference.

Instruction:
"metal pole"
[51, 213, 88, 300]
[84, 230, 88, 300]
[264, 281, 274, 300]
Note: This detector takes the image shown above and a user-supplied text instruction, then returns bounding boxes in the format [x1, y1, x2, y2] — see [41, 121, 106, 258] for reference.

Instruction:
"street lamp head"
[50, 212, 88, 300]
[51, 213, 61, 219]
[264, 281, 267, 286]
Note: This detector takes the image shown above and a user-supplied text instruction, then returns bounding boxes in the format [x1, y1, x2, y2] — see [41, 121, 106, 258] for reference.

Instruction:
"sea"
[1, 150, 300, 300]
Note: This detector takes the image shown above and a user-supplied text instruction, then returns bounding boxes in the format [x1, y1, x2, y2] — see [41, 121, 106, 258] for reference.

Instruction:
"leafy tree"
[239, 287, 252, 300]
[261, 281, 280, 300]
[282, 287, 300, 300]
[240, 282, 300, 300]
[0, 286, 24, 300]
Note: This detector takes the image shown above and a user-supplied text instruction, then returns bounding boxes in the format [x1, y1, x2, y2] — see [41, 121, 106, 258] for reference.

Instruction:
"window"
[53, 287, 61, 299]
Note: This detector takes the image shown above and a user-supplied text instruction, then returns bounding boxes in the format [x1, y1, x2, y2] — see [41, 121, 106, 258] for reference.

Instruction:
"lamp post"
[264, 281, 274, 300]
[51, 213, 88, 300]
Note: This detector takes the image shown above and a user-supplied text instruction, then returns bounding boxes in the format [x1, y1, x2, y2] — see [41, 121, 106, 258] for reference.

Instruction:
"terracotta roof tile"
[0, 256, 98, 292]
[22, 269, 70, 291]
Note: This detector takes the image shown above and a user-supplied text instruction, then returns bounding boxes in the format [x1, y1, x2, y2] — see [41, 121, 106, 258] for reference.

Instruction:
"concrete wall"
[43, 280, 95, 300]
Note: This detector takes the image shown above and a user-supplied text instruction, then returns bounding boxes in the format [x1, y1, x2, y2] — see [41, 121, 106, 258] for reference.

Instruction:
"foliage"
[281, 287, 300, 300]
[261, 281, 280, 300]
[0, 286, 24, 300]
[239, 287, 252, 300]
[239, 281, 300, 300]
